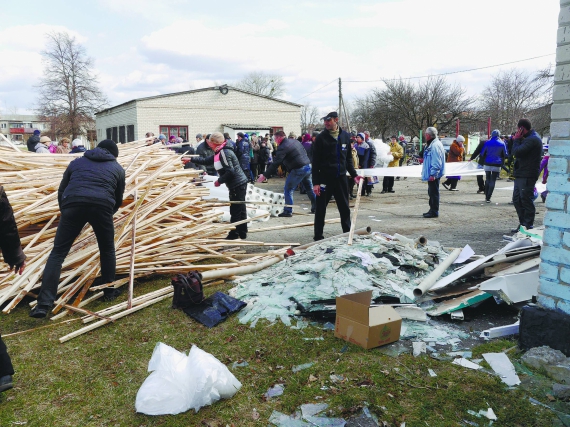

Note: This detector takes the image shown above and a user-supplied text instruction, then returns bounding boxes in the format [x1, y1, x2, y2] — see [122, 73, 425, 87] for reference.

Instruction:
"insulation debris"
[231, 233, 450, 326]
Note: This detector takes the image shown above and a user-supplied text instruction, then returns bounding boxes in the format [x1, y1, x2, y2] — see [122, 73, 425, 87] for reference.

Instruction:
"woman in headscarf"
[192, 132, 249, 239]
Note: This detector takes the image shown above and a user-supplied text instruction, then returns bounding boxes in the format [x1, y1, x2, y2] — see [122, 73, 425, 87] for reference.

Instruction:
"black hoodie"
[27, 134, 40, 152]
[58, 147, 126, 212]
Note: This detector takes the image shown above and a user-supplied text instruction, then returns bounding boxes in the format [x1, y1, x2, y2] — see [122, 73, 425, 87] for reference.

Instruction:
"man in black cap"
[312, 112, 362, 240]
[30, 140, 126, 318]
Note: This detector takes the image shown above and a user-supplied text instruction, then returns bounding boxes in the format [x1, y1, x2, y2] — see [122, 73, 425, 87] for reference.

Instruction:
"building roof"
[0, 114, 45, 122]
[95, 85, 302, 115]
[223, 124, 273, 130]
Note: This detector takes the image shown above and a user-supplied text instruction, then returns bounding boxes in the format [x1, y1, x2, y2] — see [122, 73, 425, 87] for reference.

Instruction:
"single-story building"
[95, 85, 302, 143]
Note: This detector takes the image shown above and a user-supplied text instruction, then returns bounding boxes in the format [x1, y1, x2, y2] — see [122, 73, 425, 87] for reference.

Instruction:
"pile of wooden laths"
[0, 140, 288, 342]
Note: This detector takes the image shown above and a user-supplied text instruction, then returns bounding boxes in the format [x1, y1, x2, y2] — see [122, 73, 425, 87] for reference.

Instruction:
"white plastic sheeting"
[135, 343, 242, 415]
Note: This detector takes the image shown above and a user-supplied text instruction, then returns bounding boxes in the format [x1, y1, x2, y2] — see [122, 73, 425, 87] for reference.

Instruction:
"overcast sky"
[0, 0, 559, 117]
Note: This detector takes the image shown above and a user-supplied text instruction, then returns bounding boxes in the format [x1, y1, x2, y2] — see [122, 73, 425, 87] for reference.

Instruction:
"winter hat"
[72, 138, 82, 147]
[456, 135, 465, 143]
[158, 134, 166, 140]
[357, 132, 366, 140]
[39, 136, 51, 144]
[33, 129, 41, 136]
[237, 132, 245, 138]
[98, 139, 119, 157]
[399, 135, 405, 142]
[196, 133, 203, 139]
[302, 133, 311, 143]
[491, 129, 500, 138]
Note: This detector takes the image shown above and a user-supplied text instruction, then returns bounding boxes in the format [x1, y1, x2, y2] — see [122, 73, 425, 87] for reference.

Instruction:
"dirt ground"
[248, 174, 544, 255]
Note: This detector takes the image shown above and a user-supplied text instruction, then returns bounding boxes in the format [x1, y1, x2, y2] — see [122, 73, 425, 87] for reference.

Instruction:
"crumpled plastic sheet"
[264, 384, 285, 399]
[269, 403, 347, 427]
[232, 234, 451, 326]
[135, 343, 242, 415]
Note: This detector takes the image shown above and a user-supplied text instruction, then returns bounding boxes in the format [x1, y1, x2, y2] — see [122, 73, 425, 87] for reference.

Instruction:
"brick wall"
[538, 0, 570, 315]
[96, 88, 301, 143]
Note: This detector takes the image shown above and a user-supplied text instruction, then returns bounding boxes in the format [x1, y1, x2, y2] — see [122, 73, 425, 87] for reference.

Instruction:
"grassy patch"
[0, 278, 556, 426]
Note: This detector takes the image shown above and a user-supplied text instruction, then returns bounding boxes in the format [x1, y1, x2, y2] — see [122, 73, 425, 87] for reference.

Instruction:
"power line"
[294, 78, 338, 102]
[344, 53, 555, 83]
[292, 53, 554, 102]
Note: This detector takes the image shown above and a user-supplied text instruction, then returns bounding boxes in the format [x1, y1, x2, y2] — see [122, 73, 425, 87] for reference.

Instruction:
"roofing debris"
[230, 231, 542, 330]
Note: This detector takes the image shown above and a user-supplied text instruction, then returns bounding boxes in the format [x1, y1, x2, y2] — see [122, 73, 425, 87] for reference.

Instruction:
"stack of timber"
[0, 140, 291, 340]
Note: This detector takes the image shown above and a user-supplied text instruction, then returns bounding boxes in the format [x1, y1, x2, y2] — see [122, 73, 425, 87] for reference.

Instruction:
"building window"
[112, 127, 118, 143]
[159, 125, 188, 140]
[0, 123, 6, 129]
[119, 125, 126, 144]
[106, 128, 112, 140]
[127, 125, 135, 142]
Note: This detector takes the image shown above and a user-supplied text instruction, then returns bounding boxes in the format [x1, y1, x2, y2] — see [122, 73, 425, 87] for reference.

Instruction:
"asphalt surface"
[247, 175, 545, 256]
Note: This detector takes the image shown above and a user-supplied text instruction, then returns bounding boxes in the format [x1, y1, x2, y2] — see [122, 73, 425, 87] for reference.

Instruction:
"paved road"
[247, 175, 545, 256]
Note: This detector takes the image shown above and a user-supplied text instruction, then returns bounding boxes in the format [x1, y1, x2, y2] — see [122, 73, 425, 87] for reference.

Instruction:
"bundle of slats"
[0, 140, 285, 327]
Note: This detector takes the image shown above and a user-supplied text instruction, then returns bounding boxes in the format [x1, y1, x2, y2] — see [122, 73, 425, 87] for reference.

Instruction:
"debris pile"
[230, 231, 542, 328]
[0, 143, 293, 335]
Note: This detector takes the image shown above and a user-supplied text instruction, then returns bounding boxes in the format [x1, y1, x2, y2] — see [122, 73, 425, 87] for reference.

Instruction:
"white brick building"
[95, 85, 301, 143]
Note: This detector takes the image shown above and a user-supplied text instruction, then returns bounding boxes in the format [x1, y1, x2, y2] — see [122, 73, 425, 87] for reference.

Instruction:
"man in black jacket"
[30, 140, 126, 318]
[196, 135, 217, 176]
[312, 112, 362, 240]
[511, 118, 543, 232]
[257, 131, 316, 217]
[0, 187, 27, 392]
[470, 139, 487, 193]
[26, 130, 41, 152]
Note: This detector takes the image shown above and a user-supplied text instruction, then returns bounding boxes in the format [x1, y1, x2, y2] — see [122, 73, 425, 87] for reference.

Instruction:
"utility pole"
[338, 78, 342, 126]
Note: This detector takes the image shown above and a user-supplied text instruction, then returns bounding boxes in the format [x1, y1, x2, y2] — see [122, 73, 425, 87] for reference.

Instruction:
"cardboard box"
[334, 290, 402, 349]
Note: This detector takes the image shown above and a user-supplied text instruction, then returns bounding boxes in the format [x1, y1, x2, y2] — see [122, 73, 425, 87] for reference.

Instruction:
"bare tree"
[300, 104, 320, 134]
[479, 67, 553, 135]
[235, 71, 285, 98]
[36, 32, 108, 140]
[352, 77, 472, 142]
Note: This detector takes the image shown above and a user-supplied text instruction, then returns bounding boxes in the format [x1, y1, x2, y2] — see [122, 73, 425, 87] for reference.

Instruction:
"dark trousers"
[477, 174, 485, 191]
[314, 176, 351, 240]
[250, 162, 258, 178]
[427, 179, 440, 214]
[382, 176, 394, 191]
[443, 178, 459, 189]
[485, 171, 499, 201]
[258, 163, 266, 176]
[0, 335, 14, 377]
[513, 177, 537, 228]
[228, 183, 248, 238]
[37, 205, 116, 307]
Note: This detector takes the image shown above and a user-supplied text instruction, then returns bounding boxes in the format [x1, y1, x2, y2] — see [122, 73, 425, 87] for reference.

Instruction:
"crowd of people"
[0, 114, 549, 394]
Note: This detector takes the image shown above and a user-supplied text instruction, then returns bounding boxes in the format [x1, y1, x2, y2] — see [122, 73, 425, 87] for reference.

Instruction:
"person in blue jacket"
[421, 127, 446, 218]
[235, 132, 253, 183]
[480, 129, 507, 203]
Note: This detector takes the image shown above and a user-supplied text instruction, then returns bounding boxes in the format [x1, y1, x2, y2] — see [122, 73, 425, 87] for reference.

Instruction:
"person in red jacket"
[442, 135, 465, 191]
[0, 187, 27, 393]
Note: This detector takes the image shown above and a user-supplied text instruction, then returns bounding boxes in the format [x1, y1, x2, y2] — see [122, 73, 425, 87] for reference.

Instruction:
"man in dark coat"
[235, 132, 253, 183]
[312, 112, 362, 240]
[27, 130, 41, 152]
[196, 135, 217, 176]
[511, 118, 543, 231]
[0, 187, 27, 392]
[30, 140, 126, 318]
[257, 131, 316, 216]
[470, 139, 487, 193]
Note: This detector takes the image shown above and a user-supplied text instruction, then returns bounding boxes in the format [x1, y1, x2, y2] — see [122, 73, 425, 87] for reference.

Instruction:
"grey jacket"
[193, 146, 248, 190]
[34, 142, 50, 154]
